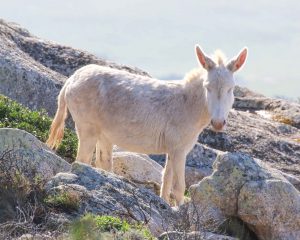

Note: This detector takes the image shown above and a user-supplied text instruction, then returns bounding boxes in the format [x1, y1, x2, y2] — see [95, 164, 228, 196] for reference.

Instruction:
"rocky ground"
[0, 19, 300, 240]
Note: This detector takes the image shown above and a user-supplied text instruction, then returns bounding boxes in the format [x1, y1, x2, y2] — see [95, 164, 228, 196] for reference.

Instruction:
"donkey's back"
[64, 64, 194, 154]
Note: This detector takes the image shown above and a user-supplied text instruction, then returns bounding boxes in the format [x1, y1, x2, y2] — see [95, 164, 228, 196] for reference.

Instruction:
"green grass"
[93, 215, 130, 232]
[69, 214, 155, 240]
[0, 94, 77, 161]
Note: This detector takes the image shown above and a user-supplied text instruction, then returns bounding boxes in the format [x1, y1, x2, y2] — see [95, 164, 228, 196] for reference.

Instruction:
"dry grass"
[272, 114, 295, 126]
[0, 149, 66, 239]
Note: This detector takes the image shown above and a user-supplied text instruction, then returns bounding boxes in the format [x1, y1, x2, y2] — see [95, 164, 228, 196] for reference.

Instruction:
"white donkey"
[47, 45, 247, 206]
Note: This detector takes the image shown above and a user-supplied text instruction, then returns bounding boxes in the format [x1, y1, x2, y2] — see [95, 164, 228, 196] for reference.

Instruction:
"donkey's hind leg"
[75, 125, 97, 165]
[95, 135, 113, 172]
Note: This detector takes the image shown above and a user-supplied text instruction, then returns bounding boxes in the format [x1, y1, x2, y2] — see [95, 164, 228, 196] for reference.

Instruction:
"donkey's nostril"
[211, 119, 226, 132]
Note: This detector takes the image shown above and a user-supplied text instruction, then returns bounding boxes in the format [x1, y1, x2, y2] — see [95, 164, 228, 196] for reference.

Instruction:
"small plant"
[70, 214, 100, 240]
[0, 94, 78, 161]
[130, 223, 154, 240]
[93, 215, 130, 232]
[45, 191, 80, 211]
[69, 214, 155, 240]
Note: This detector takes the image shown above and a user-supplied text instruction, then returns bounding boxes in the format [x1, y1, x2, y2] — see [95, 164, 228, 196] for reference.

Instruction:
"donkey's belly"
[102, 127, 167, 154]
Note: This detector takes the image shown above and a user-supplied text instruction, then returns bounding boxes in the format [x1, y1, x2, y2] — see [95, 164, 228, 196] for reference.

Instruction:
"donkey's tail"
[46, 84, 68, 150]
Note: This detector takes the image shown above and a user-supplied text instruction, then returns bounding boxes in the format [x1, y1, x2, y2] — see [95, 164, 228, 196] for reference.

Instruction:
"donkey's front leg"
[160, 154, 173, 204]
[172, 151, 187, 206]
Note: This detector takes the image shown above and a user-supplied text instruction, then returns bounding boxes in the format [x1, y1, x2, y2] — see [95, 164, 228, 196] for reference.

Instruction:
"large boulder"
[0, 128, 70, 180]
[189, 152, 300, 240]
[113, 151, 163, 194]
[199, 110, 300, 177]
[45, 162, 175, 237]
[0, 19, 149, 116]
[233, 86, 300, 129]
[45, 162, 237, 238]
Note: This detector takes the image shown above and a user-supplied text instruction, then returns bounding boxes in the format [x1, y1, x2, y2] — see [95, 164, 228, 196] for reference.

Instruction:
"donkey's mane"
[184, 50, 227, 83]
[213, 49, 227, 66]
[183, 68, 205, 83]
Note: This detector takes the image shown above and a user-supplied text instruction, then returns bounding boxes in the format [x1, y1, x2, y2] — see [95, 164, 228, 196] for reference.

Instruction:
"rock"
[199, 110, 300, 177]
[113, 151, 163, 195]
[0, 128, 70, 180]
[159, 231, 238, 240]
[45, 162, 175, 236]
[0, 19, 149, 116]
[233, 86, 265, 99]
[233, 86, 300, 129]
[279, 171, 300, 191]
[17, 234, 55, 240]
[190, 152, 300, 240]
[185, 166, 211, 189]
[184, 143, 219, 187]
[238, 180, 300, 240]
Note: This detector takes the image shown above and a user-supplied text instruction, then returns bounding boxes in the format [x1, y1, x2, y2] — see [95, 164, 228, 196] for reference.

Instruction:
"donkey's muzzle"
[211, 119, 226, 132]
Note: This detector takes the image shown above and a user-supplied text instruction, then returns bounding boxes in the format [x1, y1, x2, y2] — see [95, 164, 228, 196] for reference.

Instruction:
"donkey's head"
[195, 45, 247, 132]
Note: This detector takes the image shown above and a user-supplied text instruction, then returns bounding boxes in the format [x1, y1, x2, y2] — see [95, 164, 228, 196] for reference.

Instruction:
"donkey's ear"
[195, 45, 216, 70]
[227, 47, 248, 72]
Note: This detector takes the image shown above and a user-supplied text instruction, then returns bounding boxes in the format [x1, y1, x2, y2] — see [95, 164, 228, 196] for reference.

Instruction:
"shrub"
[93, 215, 130, 232]
[0, 150, 49, 238]
[0, 94, 77, 161]
[69, 214, 100, 240]
[69, 214, 155, 240]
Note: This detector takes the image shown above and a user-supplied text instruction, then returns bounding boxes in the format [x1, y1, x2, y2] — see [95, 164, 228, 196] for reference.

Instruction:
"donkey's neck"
[183, 69, 211, 130]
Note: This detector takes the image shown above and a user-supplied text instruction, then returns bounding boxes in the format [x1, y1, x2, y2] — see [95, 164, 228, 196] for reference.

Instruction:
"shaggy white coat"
[47, 45, 247, 205]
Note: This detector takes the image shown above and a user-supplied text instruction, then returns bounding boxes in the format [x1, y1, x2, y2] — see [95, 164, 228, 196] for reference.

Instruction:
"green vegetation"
[93, 215, 130, 232]
[69, 214, 155, 240]
[44, 191, 80, 211]
[0, 94, 77, 161]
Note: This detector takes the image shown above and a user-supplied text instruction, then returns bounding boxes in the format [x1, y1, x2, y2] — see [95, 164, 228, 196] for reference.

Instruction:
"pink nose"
[211, 119, 226, 132]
